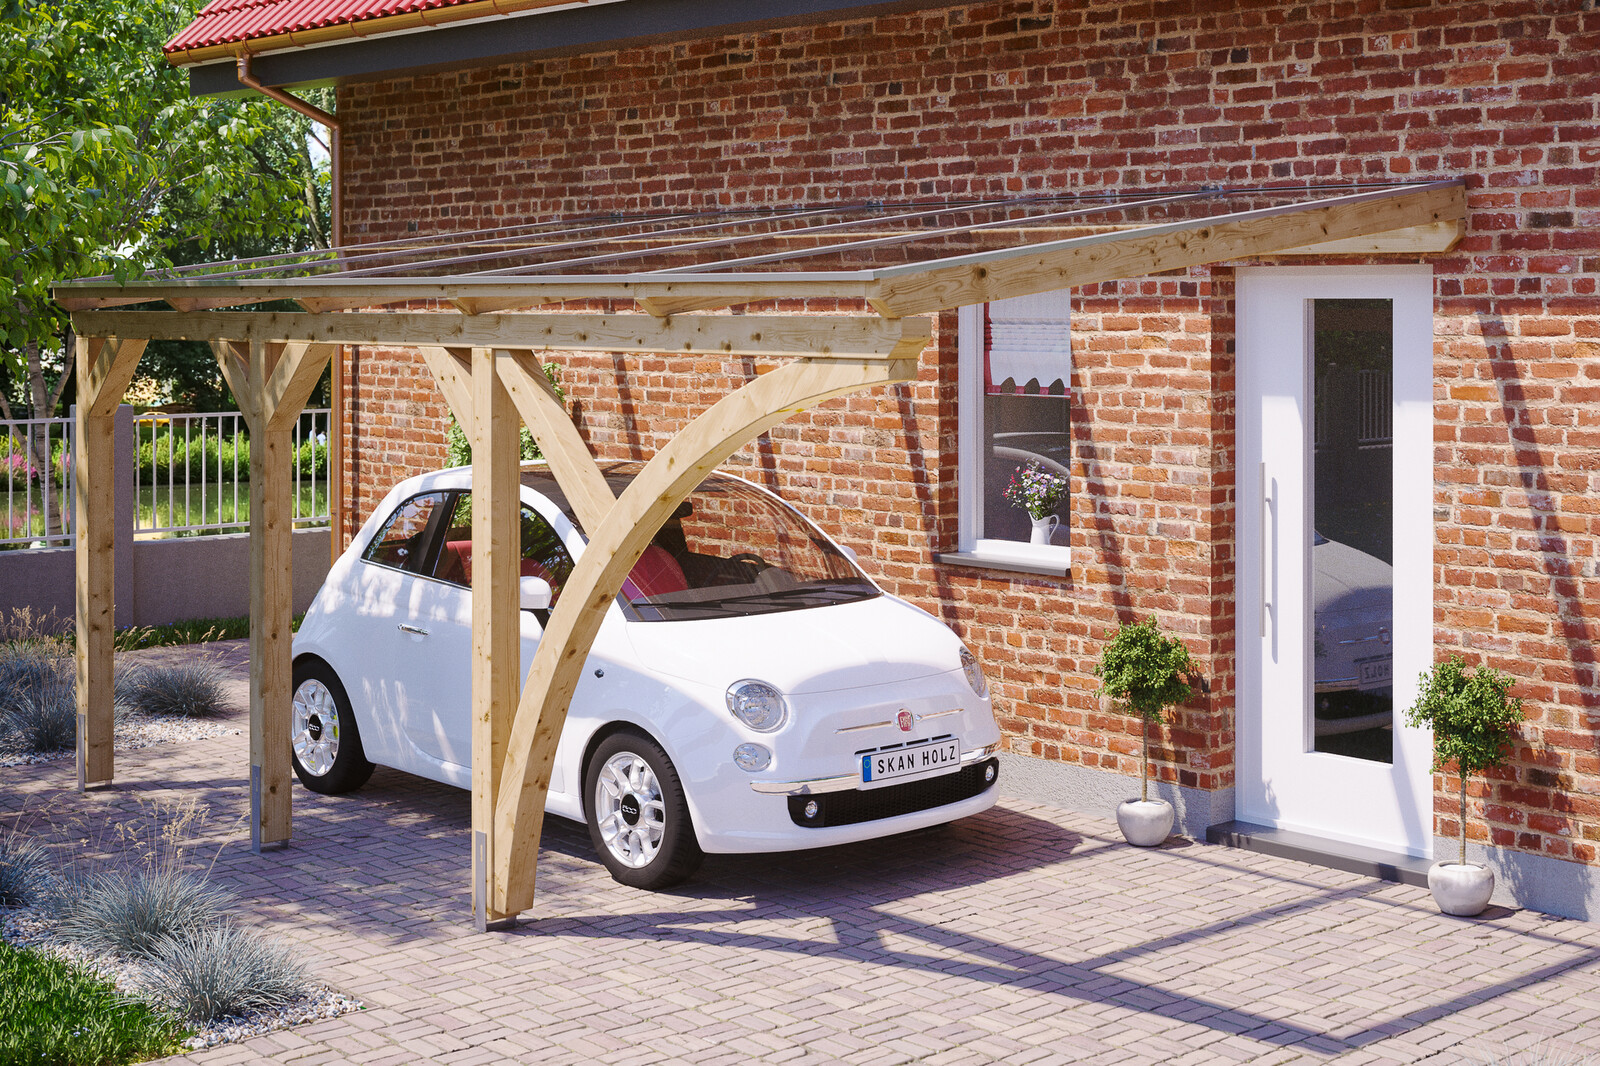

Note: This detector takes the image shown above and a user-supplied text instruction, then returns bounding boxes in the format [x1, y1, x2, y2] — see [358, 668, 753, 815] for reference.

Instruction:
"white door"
[1237, 267, 1434, 857]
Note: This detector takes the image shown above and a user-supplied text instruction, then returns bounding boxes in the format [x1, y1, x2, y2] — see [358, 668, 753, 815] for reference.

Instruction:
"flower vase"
[1029, 514, 1059, 545]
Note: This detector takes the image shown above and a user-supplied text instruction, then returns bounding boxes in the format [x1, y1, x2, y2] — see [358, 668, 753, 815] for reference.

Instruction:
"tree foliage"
[1, 0, 326, 412]
[1404, 655, 1524, 779]
[1095, 616, 1196, 724]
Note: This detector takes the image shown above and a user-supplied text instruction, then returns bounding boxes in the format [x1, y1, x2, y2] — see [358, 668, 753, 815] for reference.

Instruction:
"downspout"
[235, 55, 346, 561]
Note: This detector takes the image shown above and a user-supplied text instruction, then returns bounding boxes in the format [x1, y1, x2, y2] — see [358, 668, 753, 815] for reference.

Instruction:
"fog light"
[803, 800, 820, 820]
[984, 762, 997, 783]
[733, 743, 772, 772]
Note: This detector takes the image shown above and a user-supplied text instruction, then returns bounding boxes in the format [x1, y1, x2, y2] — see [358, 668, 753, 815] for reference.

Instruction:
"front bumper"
[748, 740, 1003, 795]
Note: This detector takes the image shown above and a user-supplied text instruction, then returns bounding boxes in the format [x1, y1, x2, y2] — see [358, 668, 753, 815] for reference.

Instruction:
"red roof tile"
[165, 0, 493, 54]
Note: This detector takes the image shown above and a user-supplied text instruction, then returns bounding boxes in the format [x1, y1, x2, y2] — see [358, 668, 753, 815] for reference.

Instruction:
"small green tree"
[1404, 655, 1524, 865]
[444, 362, 564, 466]
[1094, 617, 1196, 802]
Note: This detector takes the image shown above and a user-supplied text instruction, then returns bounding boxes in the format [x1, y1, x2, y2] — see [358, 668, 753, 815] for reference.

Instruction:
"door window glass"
[362, 492, 447, 573]
[1310, 299, 1395, 763]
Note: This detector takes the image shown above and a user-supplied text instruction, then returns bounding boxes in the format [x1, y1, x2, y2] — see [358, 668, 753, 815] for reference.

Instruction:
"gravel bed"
[2, 906, 362, 1051]
[0, 713, 240, 768]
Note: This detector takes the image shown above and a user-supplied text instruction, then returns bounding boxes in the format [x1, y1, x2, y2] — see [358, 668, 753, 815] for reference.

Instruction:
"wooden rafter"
[864, 181, 1468, 316]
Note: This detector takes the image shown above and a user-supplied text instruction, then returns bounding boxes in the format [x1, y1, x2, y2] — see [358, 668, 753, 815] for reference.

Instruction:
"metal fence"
[0, 408, 333, 549]
[1, 416, 75, 549]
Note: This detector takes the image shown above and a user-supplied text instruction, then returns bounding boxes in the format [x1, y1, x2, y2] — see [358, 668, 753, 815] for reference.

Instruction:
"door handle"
[1260, 462, 1273, 638]
[397, 623, 429, 637]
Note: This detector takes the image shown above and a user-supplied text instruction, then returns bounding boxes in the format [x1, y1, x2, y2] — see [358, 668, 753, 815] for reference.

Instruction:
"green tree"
[1, 0, 325, 422]
[1404, 655, 1524, 865]
[1095, 617, 1197, 802]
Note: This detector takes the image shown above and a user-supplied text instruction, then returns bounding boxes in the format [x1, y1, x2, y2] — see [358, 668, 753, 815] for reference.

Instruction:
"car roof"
[416, 461, 750, 535]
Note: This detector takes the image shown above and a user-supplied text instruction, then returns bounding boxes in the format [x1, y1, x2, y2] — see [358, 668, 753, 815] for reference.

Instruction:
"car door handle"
[397, 623, 429, 637]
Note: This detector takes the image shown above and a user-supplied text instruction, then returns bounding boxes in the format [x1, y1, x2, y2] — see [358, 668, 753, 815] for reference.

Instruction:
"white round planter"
[1117, 798, 1174, 847]
[1428, 861, 1495, 916]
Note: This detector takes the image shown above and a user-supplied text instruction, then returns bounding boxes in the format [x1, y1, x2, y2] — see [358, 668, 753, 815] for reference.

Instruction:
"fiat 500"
[290, 462, 1002, 889]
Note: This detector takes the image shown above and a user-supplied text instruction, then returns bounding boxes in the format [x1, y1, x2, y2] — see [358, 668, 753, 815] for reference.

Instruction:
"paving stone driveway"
[5, 643, 1600, 1065]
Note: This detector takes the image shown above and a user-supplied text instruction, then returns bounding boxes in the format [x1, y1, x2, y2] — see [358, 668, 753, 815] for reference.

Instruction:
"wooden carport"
[55, 180, 1465, 929]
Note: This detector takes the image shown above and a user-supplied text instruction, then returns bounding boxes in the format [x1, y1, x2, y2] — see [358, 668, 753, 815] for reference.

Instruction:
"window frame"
[952, 300, 1074, 574]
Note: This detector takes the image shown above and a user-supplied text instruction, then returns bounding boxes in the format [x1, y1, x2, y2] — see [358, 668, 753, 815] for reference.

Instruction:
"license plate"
[861, 740, 962, 787]
[1357, 654, 1392, 691]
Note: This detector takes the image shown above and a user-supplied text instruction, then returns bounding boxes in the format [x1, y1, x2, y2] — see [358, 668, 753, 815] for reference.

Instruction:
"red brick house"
[164, 0, 1600, 919]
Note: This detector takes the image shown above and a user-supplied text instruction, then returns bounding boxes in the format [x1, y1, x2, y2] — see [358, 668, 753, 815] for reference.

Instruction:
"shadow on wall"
[1472, 308, 1600, 854]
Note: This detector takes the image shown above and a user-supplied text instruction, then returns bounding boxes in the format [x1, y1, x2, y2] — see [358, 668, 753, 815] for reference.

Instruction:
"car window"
[623, 476, 878, 622]
[362, 492, 448, 573]
[430, 492, 576, 607]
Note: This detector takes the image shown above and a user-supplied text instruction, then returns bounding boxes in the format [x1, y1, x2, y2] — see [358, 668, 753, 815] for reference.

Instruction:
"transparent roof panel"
[71, 184, 1433, 285]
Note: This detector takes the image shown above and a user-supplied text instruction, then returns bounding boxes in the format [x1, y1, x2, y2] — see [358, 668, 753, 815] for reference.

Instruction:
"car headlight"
[959, 646, 988, 699]
[726, 679, 788, 732]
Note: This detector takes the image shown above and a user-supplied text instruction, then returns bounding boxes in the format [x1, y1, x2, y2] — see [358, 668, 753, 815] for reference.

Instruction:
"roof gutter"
[235, 53, 347, 557]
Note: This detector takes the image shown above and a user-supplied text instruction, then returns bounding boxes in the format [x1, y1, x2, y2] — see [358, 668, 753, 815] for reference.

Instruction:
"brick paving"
[4, 642, 1599, 1064]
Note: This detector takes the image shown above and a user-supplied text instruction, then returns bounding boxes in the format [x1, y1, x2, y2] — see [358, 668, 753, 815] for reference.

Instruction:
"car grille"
[787, 759, 998, 828]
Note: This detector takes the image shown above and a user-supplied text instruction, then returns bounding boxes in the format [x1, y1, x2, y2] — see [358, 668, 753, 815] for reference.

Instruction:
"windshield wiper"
[709, 585, 875, 606]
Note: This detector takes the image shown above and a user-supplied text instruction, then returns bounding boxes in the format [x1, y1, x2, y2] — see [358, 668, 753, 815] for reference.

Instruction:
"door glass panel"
[1310, 299, 1394, 762]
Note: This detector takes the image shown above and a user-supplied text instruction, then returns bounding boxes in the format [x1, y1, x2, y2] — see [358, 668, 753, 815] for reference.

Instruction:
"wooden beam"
[865, 181, 1469, 316]
[68, 310, 932, 359]
[240, 340, 295, 852]
[469, 346, 521, 930]
[73, 336, 145, 790]
[418, 346, 476, 429]
[1271, 219, 1465, 256]
[489, 355, 917, 918]
[495, 350, 615, 534]
[55, 278, 877, 316]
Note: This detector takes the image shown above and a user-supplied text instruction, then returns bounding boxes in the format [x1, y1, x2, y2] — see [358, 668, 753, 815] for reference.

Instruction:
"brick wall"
[334, 0, 1600, 867]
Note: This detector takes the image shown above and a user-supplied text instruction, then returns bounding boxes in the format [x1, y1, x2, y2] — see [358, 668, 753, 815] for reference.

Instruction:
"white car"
[290, 462, 1002, 889]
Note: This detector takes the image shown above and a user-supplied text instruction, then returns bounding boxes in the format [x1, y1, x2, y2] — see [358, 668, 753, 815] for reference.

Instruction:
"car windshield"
[602, 470, 878, 622]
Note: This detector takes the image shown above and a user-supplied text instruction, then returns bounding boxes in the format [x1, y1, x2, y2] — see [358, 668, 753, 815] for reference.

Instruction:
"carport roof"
[55, 180, 1465, 320]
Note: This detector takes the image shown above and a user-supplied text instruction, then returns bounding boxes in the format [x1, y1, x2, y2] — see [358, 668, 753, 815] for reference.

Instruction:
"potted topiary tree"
[1094, 616, 1196, 846]
[1404, 654, 1524, 916]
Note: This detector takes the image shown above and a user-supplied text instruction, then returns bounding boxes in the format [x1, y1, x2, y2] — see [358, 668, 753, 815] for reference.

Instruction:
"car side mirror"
[839, 544, 860, 564]
[519, 575, 553, 611]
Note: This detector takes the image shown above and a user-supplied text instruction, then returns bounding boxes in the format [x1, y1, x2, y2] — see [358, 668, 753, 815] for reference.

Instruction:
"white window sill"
[935, 548, 1071, 579]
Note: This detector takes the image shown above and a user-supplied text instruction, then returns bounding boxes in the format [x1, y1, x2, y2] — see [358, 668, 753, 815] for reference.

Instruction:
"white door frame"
[1236, 266, 1435, 857]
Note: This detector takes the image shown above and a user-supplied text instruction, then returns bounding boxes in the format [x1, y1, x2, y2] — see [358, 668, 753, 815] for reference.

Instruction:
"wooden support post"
[489, 355, 919, 918]
[470, 346, 521, 931]
[73, 336, 146, 790]
[215, 339, 335, 852]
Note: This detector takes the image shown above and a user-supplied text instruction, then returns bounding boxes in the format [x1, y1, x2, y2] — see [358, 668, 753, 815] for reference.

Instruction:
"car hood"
[1313, 538, 1392, 615]
[622, 594, 967, 696]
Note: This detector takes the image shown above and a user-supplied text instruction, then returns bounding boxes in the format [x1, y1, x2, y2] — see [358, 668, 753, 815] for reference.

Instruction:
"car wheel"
[290, 659, 375, 794]
[584, 730, 703, 890]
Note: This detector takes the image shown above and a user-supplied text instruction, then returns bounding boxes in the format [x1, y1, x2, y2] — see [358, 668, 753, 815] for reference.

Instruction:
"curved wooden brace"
[489, 355, 918, 917]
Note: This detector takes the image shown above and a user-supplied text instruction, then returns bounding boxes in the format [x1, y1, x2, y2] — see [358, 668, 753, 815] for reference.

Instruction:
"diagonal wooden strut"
[485, 354, 919, 920]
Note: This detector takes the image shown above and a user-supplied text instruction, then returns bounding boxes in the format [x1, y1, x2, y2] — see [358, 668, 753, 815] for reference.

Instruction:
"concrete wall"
[1, 406, 332, 629]
[0, 528, 332, 630]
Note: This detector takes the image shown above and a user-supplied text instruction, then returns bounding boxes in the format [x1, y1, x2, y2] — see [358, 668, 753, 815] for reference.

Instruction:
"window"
[362, 491, 448, 573]
[429, 492, 576, 606]
[955, 291, 1073, 570]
